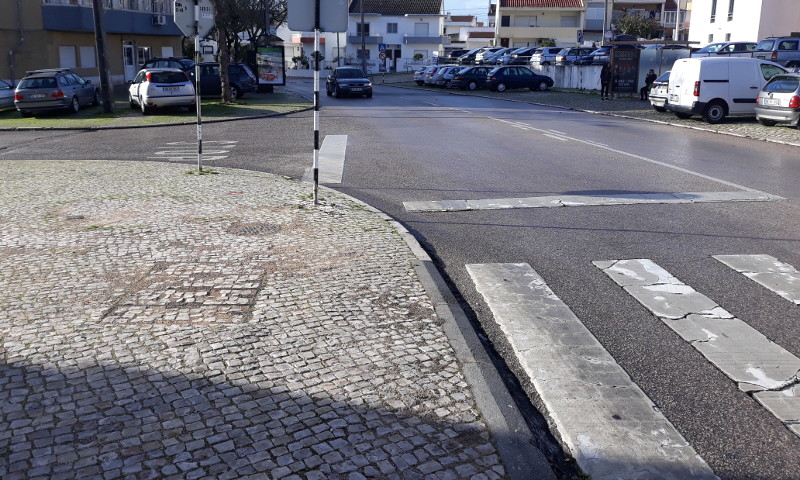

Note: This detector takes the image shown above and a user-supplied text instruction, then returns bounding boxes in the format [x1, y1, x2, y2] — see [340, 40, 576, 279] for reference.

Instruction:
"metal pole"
[91, 0, 113, 113]
[602, 0, 609, 43]
[313, 0, 321, 204]
[360, 0, 366, 73]
[194, 1, 203, 173]
[673, 0, 681, 42]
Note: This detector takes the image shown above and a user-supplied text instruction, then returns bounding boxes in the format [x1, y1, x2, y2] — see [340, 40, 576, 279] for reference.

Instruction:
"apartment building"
[689, 0, 800, 45]
[494, 0, 586, 48]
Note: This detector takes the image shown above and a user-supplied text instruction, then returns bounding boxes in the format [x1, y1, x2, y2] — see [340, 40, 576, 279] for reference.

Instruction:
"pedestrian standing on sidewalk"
[640, 69, 657, 101]
[600, 63, 612, 100]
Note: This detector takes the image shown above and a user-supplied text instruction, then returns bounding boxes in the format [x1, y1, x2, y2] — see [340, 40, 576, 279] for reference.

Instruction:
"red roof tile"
[499, 0, 583, 7]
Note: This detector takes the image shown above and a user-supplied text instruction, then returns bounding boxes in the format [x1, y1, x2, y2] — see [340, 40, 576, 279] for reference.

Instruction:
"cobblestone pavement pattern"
[0, 161, 506, 480]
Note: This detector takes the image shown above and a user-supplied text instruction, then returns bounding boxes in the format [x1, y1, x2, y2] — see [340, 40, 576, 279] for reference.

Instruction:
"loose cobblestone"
[0, 161, 507, 478]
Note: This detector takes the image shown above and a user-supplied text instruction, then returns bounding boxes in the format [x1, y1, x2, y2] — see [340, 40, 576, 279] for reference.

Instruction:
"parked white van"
[665, 57, 786, 123]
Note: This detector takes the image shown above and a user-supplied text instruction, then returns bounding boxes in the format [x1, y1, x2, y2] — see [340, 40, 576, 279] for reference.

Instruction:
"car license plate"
[351, 88, 362, 92]
[30, 93, 46, 99]
[764, 98, 780, 106]
[162, 86, 179, 92]
[670, 94, 679, 102]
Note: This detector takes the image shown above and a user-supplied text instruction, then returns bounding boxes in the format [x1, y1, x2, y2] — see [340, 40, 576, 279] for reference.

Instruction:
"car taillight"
[693, 81, 700, 97]
[790, 95, 800, 108]
[51, 90, 65, 98]
[146, 72, 152, 82]
[14, 92, 23, 100]
[771, 51, 778, 61]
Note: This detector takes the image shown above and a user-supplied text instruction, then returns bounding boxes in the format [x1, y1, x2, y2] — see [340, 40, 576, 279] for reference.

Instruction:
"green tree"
[615, 13, 661, 39]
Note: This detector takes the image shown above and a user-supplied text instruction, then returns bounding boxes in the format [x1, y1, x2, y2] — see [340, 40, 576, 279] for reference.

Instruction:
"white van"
[665, 57, 786, 123]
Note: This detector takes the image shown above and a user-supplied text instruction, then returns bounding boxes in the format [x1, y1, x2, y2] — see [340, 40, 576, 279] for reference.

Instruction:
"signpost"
[288, 0, 348, 204]
[173, 0, 214, 173]
[378, 43, 387, 75]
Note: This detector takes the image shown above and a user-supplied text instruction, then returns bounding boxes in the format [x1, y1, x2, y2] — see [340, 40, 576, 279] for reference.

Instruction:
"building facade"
[688, 0, 800, 45]
[1, 0, 183, 85]
[494, 0, 586, 48]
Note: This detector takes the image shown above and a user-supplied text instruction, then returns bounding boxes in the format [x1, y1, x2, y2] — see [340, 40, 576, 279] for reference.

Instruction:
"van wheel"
[758, 118, 777, 127]
[702, 100, 727, 124]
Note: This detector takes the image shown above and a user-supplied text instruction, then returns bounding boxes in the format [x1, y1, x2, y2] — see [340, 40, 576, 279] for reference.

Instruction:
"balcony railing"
[42, 0, 173, 14]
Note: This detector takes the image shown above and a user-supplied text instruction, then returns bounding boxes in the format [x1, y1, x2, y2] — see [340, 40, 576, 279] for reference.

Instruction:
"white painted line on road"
[467, 263, 717, 480]
[547, 129, 567, 135]
[302, 135, 348, 184]
[404, 191, 781, 212]
[542, 134, 568, 142]
[595, 258, 800, 437]
[714, 254, 800, 305]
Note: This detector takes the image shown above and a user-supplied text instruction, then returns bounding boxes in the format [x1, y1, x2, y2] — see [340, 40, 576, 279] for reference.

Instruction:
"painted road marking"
[149, 141, 237, 163]
[302, 135, 347, 184]
[714, 254, 800, 305]
[404, 191, 781, 212]
[595, 258, 800, 437]
[467, 263, 717, 480]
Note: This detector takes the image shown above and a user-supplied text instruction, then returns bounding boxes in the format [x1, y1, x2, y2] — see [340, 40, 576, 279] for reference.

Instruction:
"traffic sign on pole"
[378, 43, 387, 53]
[173, 0, 215, 38]
[288, 0, 348, 32]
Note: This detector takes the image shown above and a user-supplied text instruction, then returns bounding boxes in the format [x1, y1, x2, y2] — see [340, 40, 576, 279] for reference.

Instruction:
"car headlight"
[366, 82, 372, 87]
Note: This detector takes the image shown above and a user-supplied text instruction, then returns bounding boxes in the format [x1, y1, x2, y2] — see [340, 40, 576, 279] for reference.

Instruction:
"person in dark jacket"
[640, 69, 657, 100]
[600, 63, 612, 100]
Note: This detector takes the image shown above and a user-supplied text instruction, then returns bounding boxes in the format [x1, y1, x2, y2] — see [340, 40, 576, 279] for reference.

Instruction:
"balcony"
[41, 0, 173, 14]
[347, 35, 383, 45]
[403, 36, 449, 45]
[497, 26, 578, 40]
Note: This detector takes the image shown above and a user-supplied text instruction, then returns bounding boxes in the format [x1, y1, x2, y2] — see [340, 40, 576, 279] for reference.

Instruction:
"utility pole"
[92, 0, 114, 113]
[360, 0, 366, 73]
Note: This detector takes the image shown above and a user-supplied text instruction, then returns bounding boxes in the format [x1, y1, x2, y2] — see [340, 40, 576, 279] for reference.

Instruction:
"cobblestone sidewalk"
[0, 161, 507, 479]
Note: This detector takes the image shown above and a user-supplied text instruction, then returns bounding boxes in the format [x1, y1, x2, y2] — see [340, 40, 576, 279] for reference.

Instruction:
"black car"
[451, 66, 493, 90]
[326, 67, 372, 98]
[141, 57, 196, 72]
[486, 66, 553, 92]
[505, 47, 538, 65]
[190, 62, 257, 99]
[458, 47, 489, 65]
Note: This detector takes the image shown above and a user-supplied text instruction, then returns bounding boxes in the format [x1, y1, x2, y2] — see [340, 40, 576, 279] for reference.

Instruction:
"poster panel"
[611, 48, 641, 93]
[256, 46, 286, 86]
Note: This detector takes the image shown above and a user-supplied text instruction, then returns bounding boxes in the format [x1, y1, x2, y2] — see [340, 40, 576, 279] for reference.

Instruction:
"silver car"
[14, 68, 99, 117]
[648, 71, 670, 113]
[128, 67, 196, 115]
[0, 78, 14, 110]
[755, 73, 800, 128]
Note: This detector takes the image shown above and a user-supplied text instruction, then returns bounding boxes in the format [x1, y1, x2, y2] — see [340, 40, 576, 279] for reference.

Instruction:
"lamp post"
[360, 0, 366, 73]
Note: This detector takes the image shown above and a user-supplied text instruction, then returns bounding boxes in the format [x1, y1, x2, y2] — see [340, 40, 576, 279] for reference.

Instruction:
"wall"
[689, 0, 800, 45]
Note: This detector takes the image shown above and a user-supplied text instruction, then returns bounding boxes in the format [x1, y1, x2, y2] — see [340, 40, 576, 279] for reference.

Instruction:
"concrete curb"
[337, 191, 558, 480]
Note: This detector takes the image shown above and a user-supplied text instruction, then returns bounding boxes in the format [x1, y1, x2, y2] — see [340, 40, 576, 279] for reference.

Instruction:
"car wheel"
[230, 85, 241, 99]
[496, 83, 507, 92]
[468, 81, 477, 90]
[702, 100, 727, 124]
[416, 81, 424, 85]
[129, 94, 137, 109]
[139, 96, 150, 115]
[333, 85, 341, 98]
[19, 110, 32, 118]
[675, 112, 693, 119]
[70, 97, 80, 114]
[366, 91, 373, 98]
[92, 90, 100, 106]
[444, 80, 451, 88]
[326, 85, 332, 96]
[653, 106, 666, 113]
[537, 81, 549, 91]
[758, 118, 777, 127]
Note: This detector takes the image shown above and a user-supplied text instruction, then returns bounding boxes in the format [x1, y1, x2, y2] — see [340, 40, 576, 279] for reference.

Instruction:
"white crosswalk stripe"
[467, 263, 717, 480]
[148, 140, 237, 163]
[714, 254, 800, 305]
[595, 258, 800, 437]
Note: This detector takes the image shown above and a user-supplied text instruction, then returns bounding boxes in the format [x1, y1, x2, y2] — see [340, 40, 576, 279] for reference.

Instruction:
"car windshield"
[755, 40, 775, 51]
[149, 72, 188, 84]
[696, 43, 724, 53]
[0, 79, 12, 89]
[655, 72, 670, 82]
[763, 76, 800, 93]
[337, 69, 365, 78]
[19, 77, 57, 89]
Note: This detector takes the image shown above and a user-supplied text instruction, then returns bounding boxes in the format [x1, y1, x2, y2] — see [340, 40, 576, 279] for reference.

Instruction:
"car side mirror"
[86, 79, 92, 83]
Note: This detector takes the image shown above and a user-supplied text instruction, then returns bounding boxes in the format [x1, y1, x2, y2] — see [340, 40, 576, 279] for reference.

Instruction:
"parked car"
[482, 47, 515, 65]
[14, 68, 99, 117]
[665, 57, 786, 123]
[128, 67, 196, 114]
[691, 42, 757, 58]
[451, 66, 493, 90]
[326, 67, 372, 98]
[0, 78, 14, 110]
[459, 47, 490, 65]
[414, 66, 434, 85]
[475, 47, 507, 65]
[442, 49, 470, 63]
[648, 71, 670, 112]
[755, 73, 800, 128]
[189, 62, 257, 99]
[486, 66, 553, 92]
[141, 57, 196, 72]
[423, 65, 450, 86]
[575, 44, 639, 65]
[501, 47, 538, 65]
[431, 66, 463, 88]
[530, 47, 566, 65]
[555, 47, 594, 65]
[753, 36, 800, 69]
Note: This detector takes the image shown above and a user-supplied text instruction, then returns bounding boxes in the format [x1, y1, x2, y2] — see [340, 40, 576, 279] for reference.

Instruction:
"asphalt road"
[3, 81, 800, 479]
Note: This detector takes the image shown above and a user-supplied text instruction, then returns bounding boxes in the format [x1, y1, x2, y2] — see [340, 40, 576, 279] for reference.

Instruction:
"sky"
[443, 0, 494, 25]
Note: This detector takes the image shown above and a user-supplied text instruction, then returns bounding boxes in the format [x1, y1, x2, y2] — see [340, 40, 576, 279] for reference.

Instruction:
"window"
[387, 23, 398, 33]
[137, 46, 152, 67]
[513, 16, 537, 27]
[79, 45, 96, 68]
[161, 46, 174, 57]
[414, 23, 429, 36]
[59, 46, 77, 68]
[357, 23, 369, 36]
[779, 40, 799, 51]
[357, 49, 370, 60]
[710, 0, 717, 22]
[708, 34, 714, 43]
[501, 16, 510, 27]
[727, 0, 734, 21]
[560, 15, 578, 27]
[760, 64, 786, 81]
[725, 33, 731, 41]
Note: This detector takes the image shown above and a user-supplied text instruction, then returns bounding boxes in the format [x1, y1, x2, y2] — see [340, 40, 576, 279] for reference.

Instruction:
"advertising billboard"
[256, 46, 286, 86]
[611, 48, 641, 93]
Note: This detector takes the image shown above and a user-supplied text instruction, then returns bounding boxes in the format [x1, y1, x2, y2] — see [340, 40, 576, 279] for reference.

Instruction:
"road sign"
[288, 0, 348, 32]
[174, 0, 215, 38]
[378, 52, 386, 61]
[577, 29, 583, 43]
[378, 43, 387, 53]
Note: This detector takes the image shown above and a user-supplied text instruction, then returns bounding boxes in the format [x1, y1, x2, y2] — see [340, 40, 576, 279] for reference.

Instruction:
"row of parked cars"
[647, 57, 800, 128]
[414, 65, 553, 92]
[3, 57, 258, 117]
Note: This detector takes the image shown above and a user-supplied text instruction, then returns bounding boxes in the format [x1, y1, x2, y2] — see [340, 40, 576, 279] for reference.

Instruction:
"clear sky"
[443, 0, 493, 25]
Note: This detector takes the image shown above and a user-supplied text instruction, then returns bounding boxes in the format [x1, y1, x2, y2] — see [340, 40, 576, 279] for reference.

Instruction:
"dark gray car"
[14, 69, 99, 117]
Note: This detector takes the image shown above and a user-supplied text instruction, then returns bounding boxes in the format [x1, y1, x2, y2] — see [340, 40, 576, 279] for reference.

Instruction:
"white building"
[688, 0, 800, 45]
[346, 0, 447, 72]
